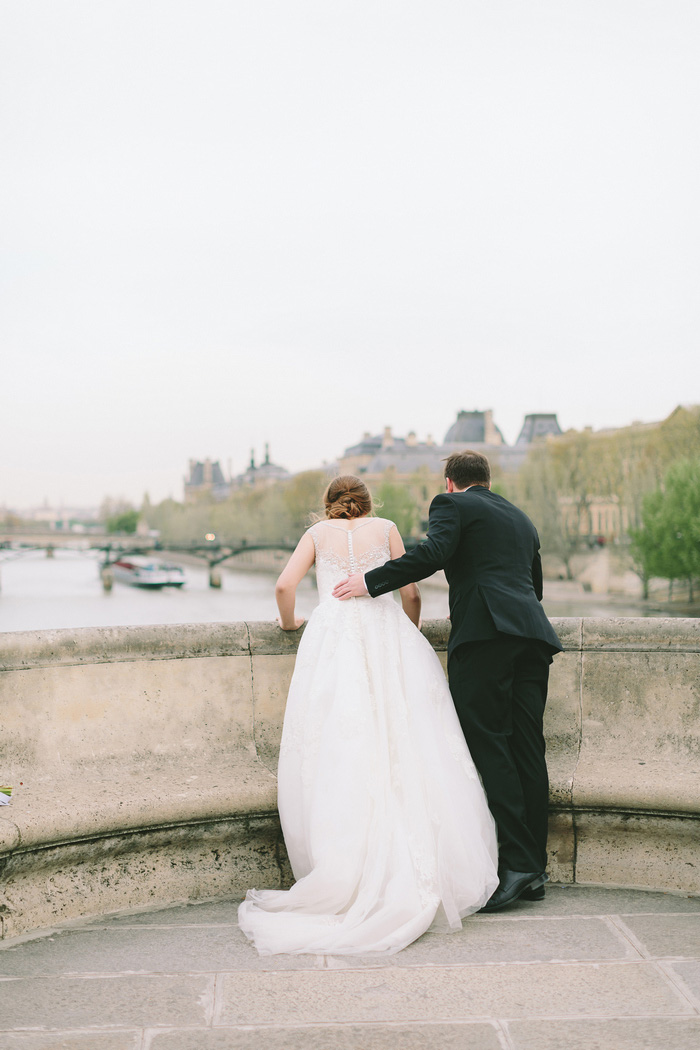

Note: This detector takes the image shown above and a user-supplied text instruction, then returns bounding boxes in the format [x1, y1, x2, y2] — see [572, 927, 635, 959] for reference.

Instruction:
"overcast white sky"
[2, 0, 699, 508]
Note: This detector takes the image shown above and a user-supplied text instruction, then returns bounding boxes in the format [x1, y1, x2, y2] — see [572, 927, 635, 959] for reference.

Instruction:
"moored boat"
[111, 556, 185, 588]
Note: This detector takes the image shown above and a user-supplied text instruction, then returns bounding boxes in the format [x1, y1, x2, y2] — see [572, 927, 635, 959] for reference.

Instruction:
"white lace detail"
[310, 518, 396, 605]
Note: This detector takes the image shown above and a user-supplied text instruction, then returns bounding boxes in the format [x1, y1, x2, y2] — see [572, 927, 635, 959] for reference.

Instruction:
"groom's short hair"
[444, 450, 491, 489]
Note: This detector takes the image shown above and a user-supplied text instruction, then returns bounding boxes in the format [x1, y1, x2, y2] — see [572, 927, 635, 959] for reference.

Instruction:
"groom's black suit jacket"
[365, 487, 562, 658]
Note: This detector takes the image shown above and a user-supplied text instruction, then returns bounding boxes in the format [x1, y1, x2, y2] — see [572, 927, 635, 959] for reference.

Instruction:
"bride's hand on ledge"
[278, 616, 305, 631]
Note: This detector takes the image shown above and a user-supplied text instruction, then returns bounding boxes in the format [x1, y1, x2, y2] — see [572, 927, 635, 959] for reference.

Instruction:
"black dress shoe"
[479, 870, 547, 913]
[519, 882, 546, 901]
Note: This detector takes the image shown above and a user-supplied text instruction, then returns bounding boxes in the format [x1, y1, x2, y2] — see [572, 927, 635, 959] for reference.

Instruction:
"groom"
[333, 450, 562, 912]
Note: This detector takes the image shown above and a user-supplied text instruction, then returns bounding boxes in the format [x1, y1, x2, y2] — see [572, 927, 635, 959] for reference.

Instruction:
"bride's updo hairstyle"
[323, 475, 372, 520]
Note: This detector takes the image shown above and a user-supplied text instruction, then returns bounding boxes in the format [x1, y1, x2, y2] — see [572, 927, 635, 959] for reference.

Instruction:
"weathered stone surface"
[3, 617, 700, 941]
[0, 622, 250, 671]
[500, 883, 700, 916]
[0, 922, 306, 977]
[575, 650, 700, 812]
[1, 816, 284, 939]
[2, 654, 256, 786]
[247, 620, 305, 656]
[668, 959, 700, 1000]
[508, 1018, 700, 1050]
[251, 654, 295, 772]
[545, 651, 582, 806]
[420, 619, 451, 651]
[377, 915, 638, 966]
[616, 914, 700, 957]
[148, 1023, 503, 1049]
[84, 897, 249, 927]
[0, 1035, 142, 1049]
[216, 962, 692, 1024]
[581, 616, 700, 652]
[552, 617, 582, 650]
[0, 974, 213, 1029]
[574, 811, 700, 895]
[545, 809, 576, 883]
[0, 885, 697, 1045]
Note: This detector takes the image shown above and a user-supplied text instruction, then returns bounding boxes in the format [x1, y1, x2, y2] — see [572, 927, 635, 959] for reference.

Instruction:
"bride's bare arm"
[389, 525, 421, 629]
[276, 531, 315, 630]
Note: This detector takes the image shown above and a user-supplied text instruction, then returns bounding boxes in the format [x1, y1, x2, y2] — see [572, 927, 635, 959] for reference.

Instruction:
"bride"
[237, 475, 498, 955]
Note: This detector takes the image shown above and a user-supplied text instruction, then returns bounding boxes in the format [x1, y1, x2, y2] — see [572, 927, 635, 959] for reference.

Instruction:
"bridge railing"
[0, 616, 698, 938]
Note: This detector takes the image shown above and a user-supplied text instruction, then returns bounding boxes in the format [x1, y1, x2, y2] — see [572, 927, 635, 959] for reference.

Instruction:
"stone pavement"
[0, 885, 699, 1049]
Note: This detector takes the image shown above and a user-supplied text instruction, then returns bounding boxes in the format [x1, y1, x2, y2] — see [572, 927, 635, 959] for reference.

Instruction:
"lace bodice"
[308, 517, 396, 602]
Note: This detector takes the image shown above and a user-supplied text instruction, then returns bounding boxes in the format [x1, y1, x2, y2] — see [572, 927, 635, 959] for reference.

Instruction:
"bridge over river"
[0, 532, 299, 589]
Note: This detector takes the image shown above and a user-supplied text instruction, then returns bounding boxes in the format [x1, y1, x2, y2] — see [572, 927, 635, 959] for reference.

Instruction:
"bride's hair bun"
[324, 475, 372, 520]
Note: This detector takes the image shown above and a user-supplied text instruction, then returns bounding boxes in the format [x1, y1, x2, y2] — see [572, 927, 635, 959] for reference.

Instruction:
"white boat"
[111, 556, 185, 588]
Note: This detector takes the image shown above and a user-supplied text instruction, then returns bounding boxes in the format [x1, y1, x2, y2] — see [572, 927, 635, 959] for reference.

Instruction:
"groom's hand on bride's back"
[332, 574, 368, 600]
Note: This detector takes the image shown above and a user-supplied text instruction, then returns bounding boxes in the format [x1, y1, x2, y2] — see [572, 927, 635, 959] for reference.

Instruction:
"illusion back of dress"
[310, 517, 395, 603]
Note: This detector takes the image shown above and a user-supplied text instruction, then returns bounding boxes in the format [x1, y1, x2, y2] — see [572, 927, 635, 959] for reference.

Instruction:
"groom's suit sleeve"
[365, 493, 461, 597]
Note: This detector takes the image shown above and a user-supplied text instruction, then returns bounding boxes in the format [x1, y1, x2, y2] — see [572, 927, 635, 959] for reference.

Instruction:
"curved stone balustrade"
[0, 618, 698, 938]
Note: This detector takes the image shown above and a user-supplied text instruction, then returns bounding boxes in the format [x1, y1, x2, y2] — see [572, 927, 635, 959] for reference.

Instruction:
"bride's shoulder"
[374, 516, 398, 534]
[304, 520, 324, 546]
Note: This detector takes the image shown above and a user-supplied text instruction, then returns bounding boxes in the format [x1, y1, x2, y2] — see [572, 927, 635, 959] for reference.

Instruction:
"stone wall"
[0, 618, 698, 937]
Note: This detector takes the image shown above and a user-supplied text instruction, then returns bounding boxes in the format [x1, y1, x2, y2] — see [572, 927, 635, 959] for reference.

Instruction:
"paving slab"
[80, 900, 244, 928]
[508, 1017, 700, 1050]
[666, 959, 700, 1006]
[216, 962, 692, 1025]
[382, 915, 638, 966]
[0, 904, 645, 979]
[0, 975, 213, 1030]
[615, 914, 700, 958]
[74, 885, 700, 929]
[0, 1035, 141, 1050]
[502, 885, 700, 916]
[0, 925, 314, 977]
[146, 1021, 504, 1049]
[0, 886, 698, 1047]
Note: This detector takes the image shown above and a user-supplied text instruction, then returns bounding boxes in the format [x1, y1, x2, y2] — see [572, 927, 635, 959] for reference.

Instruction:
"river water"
[0, 548, 682, 634]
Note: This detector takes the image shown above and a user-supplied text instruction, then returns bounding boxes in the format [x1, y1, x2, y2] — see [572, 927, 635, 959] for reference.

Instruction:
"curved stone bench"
[0, 617, 698, 938]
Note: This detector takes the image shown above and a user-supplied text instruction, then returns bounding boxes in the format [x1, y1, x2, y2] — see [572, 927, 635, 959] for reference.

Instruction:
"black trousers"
[448, 633, 552, 874]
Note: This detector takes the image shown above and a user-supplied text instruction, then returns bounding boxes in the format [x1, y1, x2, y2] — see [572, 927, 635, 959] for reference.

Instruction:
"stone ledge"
[0, 814, 291, 938]
[0, 622, 251, 670]
[0, 755, 278, 855]
[1, 617, 699, 938]
[6, 614, 667, 668]
[581, 616, 700, 651]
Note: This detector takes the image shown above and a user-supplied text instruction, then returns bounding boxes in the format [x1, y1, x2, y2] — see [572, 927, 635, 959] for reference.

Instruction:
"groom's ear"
[445, 477, 455, 493]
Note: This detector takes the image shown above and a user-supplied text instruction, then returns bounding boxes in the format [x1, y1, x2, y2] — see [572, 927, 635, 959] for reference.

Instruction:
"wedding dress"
[237, 517, 499, 955]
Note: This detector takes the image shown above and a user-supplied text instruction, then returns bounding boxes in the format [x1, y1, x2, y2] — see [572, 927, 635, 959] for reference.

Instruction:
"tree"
[516, 445, 579, 578]
[105, 509, 139, 534]
[375, 481, 418, 537]
[630, 458, 700, 601]
[282, 470, 328, 532]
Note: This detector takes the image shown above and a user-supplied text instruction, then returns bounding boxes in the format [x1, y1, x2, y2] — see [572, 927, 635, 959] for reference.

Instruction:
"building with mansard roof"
[337, 410, 563, 532]
[236, 445, 290, 488]
[183, 459, 231, 502]
[339, 410, 563, 479]
[184, 445, 290, 502]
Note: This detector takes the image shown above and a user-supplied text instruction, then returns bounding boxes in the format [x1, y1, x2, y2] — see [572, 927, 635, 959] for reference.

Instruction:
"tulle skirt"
[238, 596, 498, 955]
